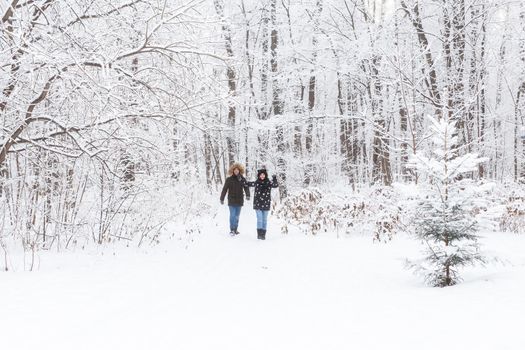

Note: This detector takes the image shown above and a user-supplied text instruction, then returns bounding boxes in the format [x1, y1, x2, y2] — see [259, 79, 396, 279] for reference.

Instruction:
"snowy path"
[1, 207, 524, 350]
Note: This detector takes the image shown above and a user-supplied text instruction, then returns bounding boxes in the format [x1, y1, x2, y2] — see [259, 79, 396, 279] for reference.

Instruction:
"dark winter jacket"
[221, 174, 250, 206]
[247, 169, 278, 211]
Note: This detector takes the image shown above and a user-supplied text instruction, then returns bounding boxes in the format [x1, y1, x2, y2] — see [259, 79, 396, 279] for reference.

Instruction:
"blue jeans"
[229, 206, 242, 231]
[256, 210, 269, 230]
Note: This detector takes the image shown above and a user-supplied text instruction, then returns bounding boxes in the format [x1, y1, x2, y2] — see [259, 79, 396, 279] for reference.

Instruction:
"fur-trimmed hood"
[227, 162, 245, 176]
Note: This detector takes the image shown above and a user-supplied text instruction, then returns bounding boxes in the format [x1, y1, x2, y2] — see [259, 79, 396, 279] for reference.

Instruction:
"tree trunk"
[214, 0, 237, 166]
[269, 0, 287, 197]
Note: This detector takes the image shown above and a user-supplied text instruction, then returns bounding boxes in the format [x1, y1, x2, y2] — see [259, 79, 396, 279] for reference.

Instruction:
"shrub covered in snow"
[0, 175, 213, 270]
[274, 185, 407, 241]
[497, 185, 525, 235]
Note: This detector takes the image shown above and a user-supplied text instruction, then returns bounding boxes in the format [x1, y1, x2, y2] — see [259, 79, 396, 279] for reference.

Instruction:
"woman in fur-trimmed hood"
[246, 167, 279, 240]
[220, 162, 250, 236]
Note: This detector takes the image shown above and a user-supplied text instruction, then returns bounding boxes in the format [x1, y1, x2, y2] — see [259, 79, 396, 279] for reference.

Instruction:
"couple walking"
[220, 162, 279, 240]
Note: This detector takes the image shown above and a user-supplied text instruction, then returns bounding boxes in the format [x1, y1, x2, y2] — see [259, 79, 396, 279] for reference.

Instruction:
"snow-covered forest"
[1, 0, 525, 349]
[2, 0, 525, 247]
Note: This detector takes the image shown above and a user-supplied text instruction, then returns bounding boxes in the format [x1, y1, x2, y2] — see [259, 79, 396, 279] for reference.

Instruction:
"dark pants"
[229, 205, 242, 231]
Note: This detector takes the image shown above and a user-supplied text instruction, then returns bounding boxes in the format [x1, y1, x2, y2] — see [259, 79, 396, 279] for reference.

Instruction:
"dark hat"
[257, 168, 268, 178]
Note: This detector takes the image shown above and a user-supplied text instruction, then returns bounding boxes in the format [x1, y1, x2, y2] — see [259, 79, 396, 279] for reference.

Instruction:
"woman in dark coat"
[247, 168, 278, 240]
[220, 162, 250, 236]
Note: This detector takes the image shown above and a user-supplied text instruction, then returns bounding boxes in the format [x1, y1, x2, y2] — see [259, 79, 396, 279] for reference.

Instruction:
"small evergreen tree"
[409, 117, 487, 287]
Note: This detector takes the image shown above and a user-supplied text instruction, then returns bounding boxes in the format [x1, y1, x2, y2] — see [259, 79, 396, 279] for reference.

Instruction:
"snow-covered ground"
[1, 206, 524, 350]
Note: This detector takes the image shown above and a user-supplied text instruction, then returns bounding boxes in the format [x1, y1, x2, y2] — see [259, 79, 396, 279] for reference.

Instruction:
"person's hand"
[220, 200, 224, 205]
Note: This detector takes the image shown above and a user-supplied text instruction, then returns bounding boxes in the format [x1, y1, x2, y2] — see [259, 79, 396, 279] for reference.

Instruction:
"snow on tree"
[2, 0, 525, 256]
[408, 116, 488, 287]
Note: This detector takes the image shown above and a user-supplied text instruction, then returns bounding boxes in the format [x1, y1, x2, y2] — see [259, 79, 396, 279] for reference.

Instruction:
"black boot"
[261, 229, 266, 240]
[257, 229, 263, 240]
